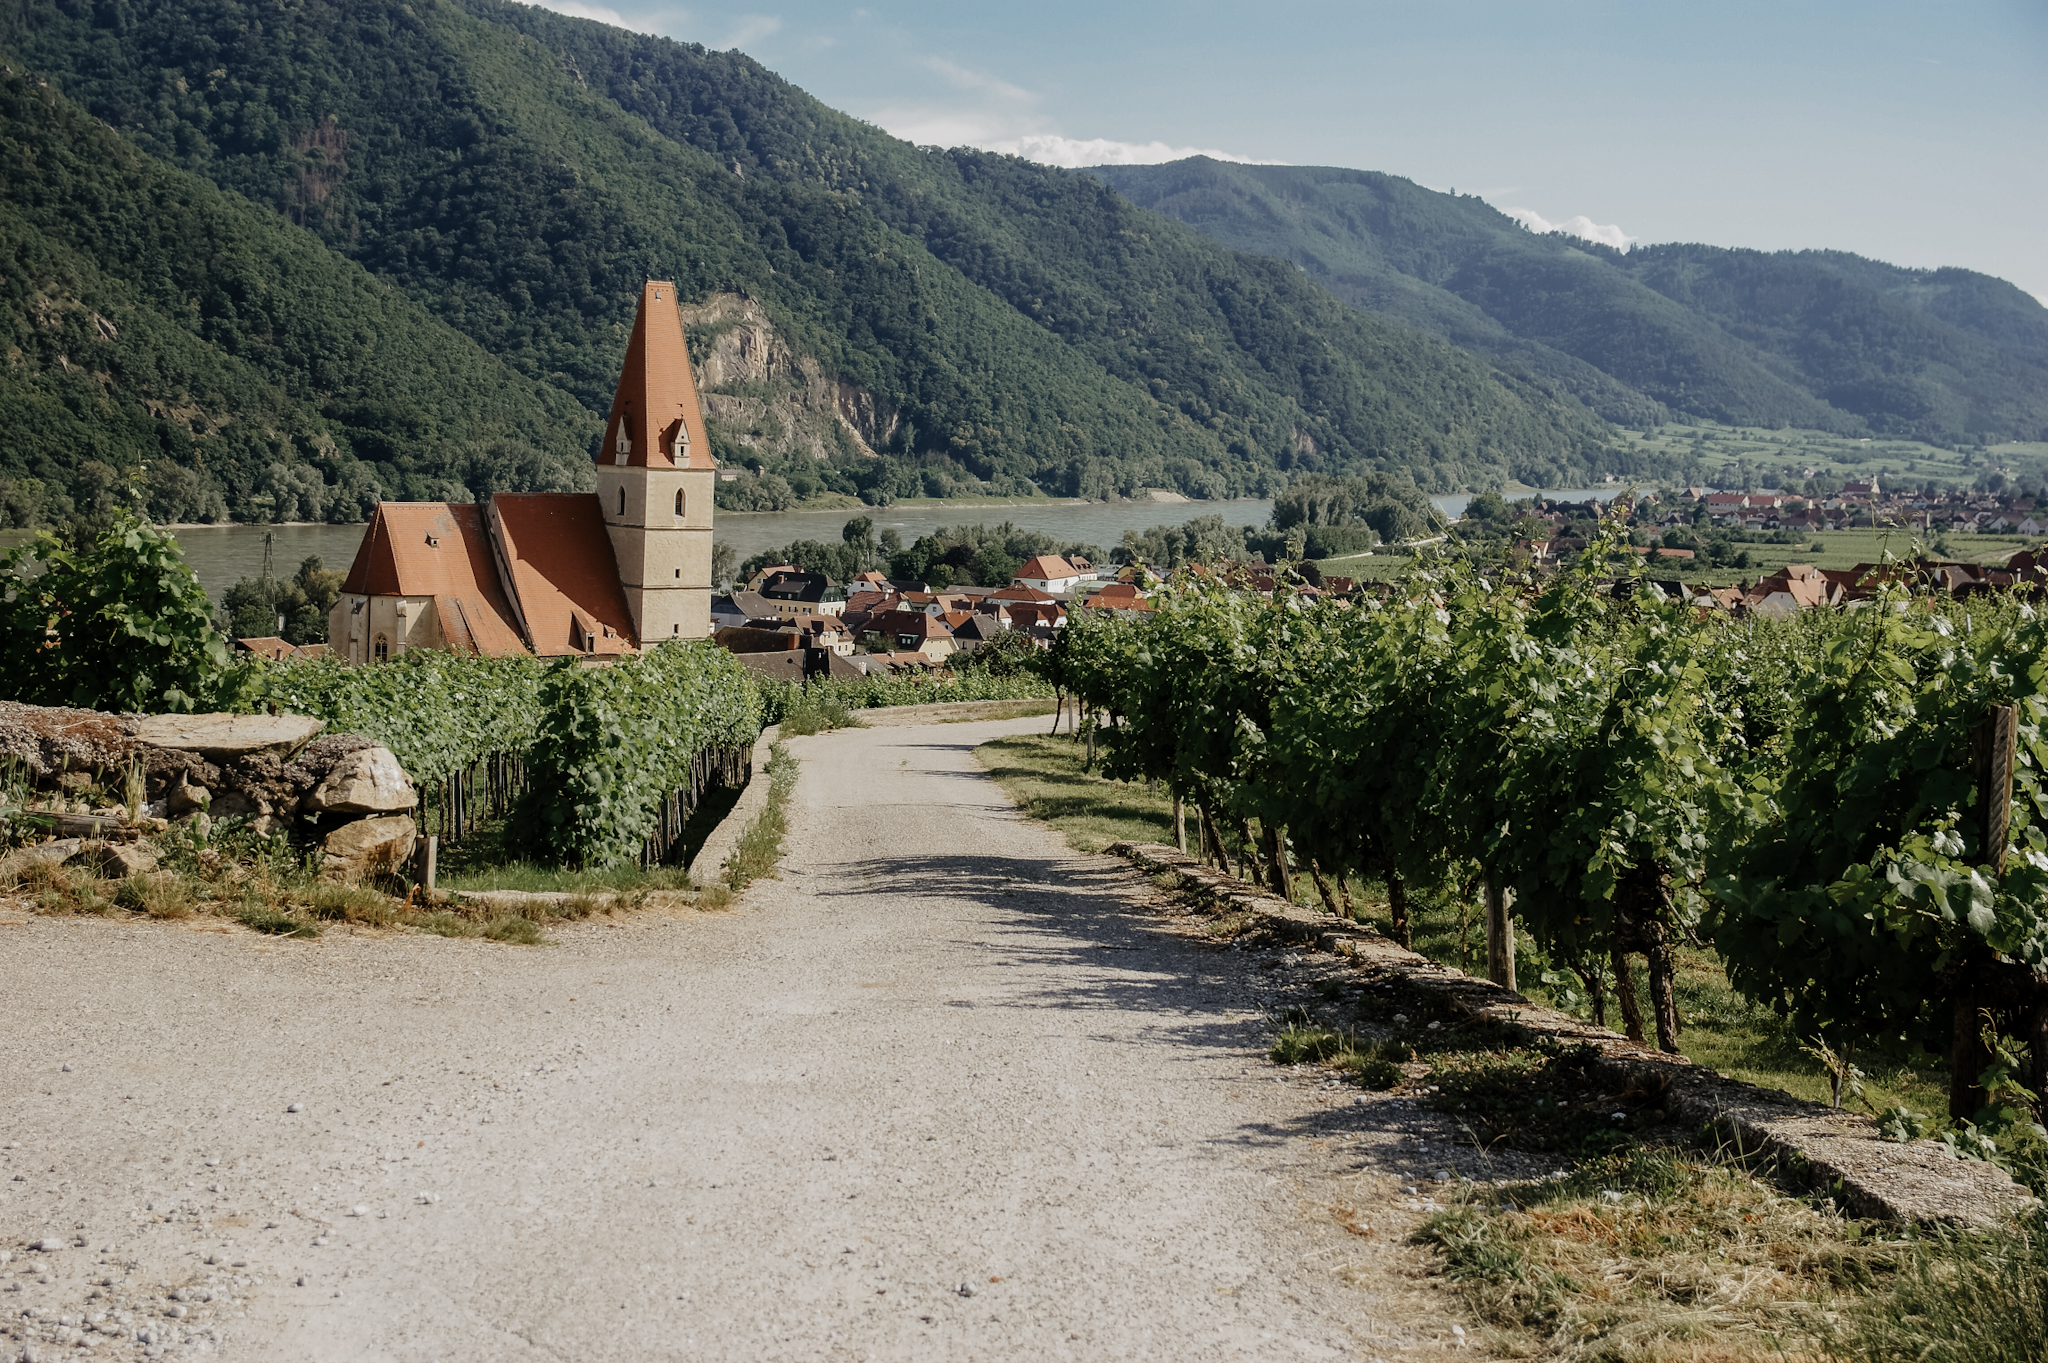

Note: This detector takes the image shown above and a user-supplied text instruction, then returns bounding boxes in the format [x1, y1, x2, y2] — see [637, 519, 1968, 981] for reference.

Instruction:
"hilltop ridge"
[1092, 159, 2048, 446]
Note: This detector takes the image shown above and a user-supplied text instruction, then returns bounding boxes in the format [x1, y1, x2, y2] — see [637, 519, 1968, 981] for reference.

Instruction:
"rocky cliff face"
[681, 293, 889, 463]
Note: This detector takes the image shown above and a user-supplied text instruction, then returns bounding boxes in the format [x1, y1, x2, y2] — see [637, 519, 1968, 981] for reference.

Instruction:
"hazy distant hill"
[1092, 159, 2048, 444]
[1, 0, 1620, 526]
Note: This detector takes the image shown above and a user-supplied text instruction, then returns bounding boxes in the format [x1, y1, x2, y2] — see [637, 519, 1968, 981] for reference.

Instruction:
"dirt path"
[1, 717, 1475, 1362]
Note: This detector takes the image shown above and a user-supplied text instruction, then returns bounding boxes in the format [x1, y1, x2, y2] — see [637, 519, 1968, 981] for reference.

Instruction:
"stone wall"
[0, 702, 419, 882]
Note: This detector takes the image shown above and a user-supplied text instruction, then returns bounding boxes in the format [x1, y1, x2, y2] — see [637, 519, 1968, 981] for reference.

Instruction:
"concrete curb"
[685, 724, 780, 887]
[1110, 839, 2038, 1227]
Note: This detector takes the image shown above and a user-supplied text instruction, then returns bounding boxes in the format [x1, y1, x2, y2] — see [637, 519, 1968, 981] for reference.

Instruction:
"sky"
[526, 0, 2048, 301]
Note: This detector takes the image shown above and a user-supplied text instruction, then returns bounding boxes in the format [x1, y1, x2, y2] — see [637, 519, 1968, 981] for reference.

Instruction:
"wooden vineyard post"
[1484, 881, 1516, 992]
[1173, 795, 1186, 853]
[1949, 702, 2022, 1119]
[1978, 702, 2018, 873]
[416, 835, 437, 894]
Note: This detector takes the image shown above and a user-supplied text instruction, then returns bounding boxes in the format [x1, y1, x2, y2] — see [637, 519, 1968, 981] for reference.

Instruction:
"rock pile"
[0, 702, 418, 883]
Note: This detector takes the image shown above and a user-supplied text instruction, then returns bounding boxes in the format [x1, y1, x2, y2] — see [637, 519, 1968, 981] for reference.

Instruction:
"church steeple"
[593, 281, 717, 644]
[600, 281, 716, 471]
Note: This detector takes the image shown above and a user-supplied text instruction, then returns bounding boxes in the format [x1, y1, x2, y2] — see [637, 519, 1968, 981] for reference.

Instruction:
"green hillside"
[1093, 160, 2048, 445]
[0, 67, 598, 526]
[3, 0, 1622, 511]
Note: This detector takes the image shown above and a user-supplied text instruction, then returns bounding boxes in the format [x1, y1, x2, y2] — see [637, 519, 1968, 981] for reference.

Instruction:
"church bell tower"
[594, 281, 717, 643]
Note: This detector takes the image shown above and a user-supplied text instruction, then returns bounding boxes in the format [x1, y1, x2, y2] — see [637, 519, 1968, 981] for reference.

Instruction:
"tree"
[220, 556, 344, 644]
[951, 626, 1038, 678]
[0, 512, 238, 712]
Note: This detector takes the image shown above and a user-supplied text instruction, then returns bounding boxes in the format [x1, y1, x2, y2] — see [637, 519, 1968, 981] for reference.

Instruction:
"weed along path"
[1, 715, 1473, 1362]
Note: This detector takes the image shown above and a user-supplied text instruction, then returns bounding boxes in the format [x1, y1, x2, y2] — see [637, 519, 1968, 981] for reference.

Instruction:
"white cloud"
[719, 14, 782, 49]
[919, 55, 1033, 103]
[1503, 206, 1636, 251]
[980, 134, 1277, 168]
[519, 0, 632, 25]
[510, 0, 779, 50]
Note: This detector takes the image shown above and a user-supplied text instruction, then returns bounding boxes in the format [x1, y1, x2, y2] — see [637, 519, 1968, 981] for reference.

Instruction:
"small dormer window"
[672, 425, 690, 460]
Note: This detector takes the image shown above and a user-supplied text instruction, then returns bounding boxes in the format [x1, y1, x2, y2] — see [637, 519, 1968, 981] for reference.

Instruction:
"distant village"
[710, 553, 1167, 683]
[709, 475, 2048, 683]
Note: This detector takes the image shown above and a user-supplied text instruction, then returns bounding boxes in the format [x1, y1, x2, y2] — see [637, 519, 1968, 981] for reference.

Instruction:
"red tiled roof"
[338, 503, 530, 656]
[1017, 555, 1079, 581]
[488, 494, 637, 656]
[600, 281, 716, 472]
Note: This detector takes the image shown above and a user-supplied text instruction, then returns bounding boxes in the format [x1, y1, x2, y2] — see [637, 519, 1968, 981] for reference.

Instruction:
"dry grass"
[1417, 1145, 1899, 1361]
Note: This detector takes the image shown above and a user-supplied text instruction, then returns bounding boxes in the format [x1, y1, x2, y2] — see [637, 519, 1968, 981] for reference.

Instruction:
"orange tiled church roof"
[338, 503, 528, 655]
[488, 495, 638, 656]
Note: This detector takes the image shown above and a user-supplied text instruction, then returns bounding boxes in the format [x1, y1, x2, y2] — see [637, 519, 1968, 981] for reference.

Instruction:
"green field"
[1315, 529, 2045, 586]
[1616, 420, 2048, 492]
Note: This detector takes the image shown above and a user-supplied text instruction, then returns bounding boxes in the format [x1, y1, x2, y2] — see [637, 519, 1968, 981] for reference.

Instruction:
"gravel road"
[1, 716, 1478, 1361]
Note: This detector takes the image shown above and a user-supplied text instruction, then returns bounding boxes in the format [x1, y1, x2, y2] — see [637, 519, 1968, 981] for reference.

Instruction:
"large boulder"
[65, 841, 160, 878]
[320, 814, 417, 882]
[132, 713, 324, 761]
[0, 839, 84, 885]
[304, 746, 416, 815]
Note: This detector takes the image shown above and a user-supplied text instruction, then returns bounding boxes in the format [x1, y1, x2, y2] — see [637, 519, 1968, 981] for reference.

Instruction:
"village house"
[756, 570, 846, 617]
[330, 282, 716, 661]
[1013, 554, 1085, 595]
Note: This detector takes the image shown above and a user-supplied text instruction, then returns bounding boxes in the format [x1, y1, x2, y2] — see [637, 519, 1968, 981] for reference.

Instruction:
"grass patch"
[1268, 1023, 1407, 1089]
[439, 859, 697, 895]
[1813, 1210, 2048, 1362]
[974, 732, 1176, 852]
[435, 813, 705, 894]
[1417, 1144, 1904, 1360]
[933, 699, 1056, 722]
[724, 741, 797, 890]
[777, 688, 866, 737]
[236, 906, 319, 938]
[1421, 1041, 1672, 1156]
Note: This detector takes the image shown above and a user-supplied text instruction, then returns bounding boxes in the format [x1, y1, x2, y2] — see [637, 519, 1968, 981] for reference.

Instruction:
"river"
[0, 488, 1624, 605]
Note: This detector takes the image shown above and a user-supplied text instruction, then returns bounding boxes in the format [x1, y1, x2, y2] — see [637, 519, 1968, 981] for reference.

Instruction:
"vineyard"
[1042, 522, 2048, 1165]
[751, 669, 1051, 726]
[265, 642, 761, 871]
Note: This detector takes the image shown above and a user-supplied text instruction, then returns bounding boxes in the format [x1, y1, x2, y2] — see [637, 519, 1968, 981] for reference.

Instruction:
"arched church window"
[618, 487, 627, 517]
[674, 489, 686, 517]
[373, 634, 389, 663]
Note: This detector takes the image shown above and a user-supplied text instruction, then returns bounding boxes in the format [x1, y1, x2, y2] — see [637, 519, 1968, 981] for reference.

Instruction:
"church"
[329, 283, 717, 661]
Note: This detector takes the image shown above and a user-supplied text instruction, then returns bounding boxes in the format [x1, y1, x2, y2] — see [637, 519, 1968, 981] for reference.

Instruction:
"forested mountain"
[0, 0, 1620, 527]
[1093, 160, 2048, 444]
[0, 66, 597, 526]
